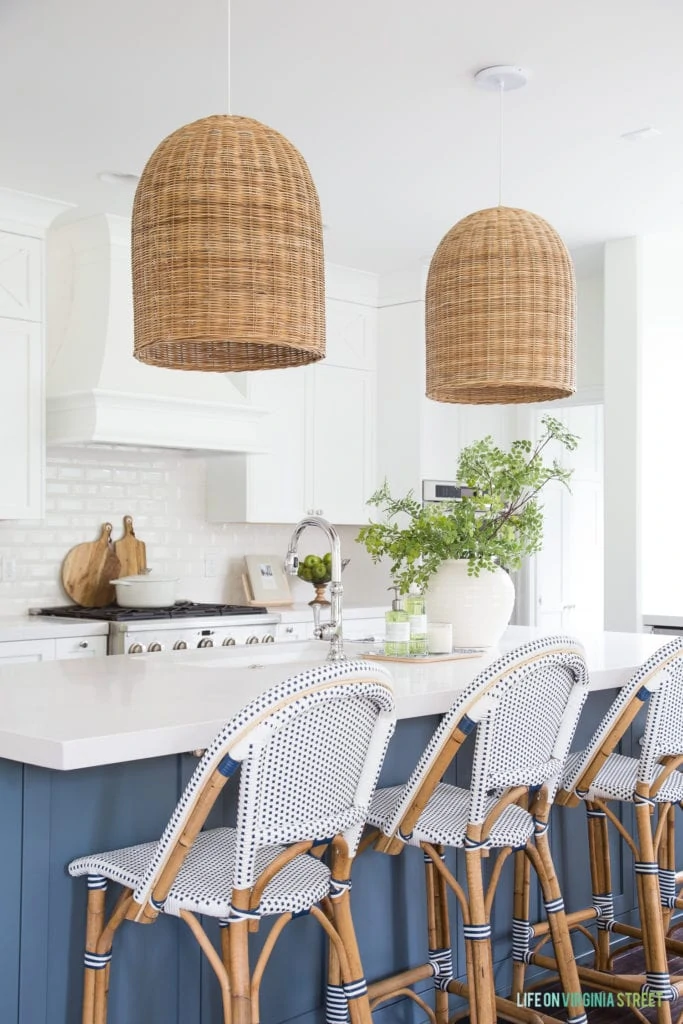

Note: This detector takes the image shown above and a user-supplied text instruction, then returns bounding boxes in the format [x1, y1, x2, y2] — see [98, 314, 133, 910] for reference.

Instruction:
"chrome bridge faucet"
[284, 516, 346, 662]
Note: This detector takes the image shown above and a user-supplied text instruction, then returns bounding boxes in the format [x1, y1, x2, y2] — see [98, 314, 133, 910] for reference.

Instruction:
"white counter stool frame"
[327, 635, 591, 1024]
[512, 638, 683, 1024]
[68, 659, 396, 1024]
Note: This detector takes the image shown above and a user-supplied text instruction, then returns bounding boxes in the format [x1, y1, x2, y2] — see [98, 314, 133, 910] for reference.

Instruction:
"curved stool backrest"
[561, 637, 683, 801]
[132, 659, 396, 919]
[379, 636, 588, 844]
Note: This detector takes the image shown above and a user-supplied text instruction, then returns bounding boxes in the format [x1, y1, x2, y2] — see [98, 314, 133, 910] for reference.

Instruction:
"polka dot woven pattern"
[69, 827, 330, 918]
[562, 637, 683, 798]
[68, 659, 395, 916]
[378, 635, 589, 841]
[561, 751, 683, 804]
[368, 782, 534, 849]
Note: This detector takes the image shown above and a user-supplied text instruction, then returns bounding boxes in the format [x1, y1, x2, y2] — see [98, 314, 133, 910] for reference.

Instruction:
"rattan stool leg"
[228, 890, 252, 1024]
[634, 801, 674, 1024]
[586, 803, 613, 970]
[425, 846, 451, 1024]
[326, 936, 348, 1023]
[329, 840, 372, 1024]
[511, 846, 532, 1001]
[527, 828, 586, 1023]
[465, 848, 496, 1024]
[660, 806, 676, 934]
[82, 881, 107, 1024]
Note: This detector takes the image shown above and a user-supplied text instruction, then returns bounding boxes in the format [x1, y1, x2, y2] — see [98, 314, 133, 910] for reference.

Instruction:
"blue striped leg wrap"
[533, 817, 550, 837]
[84, 949, 112, 970]
[634, 793, 656, 808]
[567, 1014, 588, 1024]
[87, 874, 107, 890]
[227, 904, 261, 923]
[635, 861, 659, 876]
[592, 892, 615, 931]
[659, 868, 678, 909]
[343, 977, 368, 1001]
[544, 897, 565, 915]
[428, 947, 453, 992]
[329, 877, 352, 900]
[512, 917, 534, 963]
[325, 984, 349, 1023]
[463, 923, 492, 941]
[641, 973, 678, 1002]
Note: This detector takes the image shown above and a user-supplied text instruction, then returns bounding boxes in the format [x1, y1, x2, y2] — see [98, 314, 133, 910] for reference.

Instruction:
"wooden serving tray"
[361, 649, 484, 664]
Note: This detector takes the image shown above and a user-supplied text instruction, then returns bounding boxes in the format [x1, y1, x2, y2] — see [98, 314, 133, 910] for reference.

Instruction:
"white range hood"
[46, 213, 267, 451]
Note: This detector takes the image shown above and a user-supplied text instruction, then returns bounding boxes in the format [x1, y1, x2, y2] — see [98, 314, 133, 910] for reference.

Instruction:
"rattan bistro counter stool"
[512, 638, 683, 1024]
[68, 660, 396, 1024]
[327, 636, 591, 1024]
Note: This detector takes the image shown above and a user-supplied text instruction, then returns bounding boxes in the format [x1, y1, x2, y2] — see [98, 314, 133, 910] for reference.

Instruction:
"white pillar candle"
[427, 622, 452, 654]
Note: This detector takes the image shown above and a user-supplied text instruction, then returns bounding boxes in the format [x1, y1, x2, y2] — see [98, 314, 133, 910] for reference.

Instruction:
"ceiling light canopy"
[425, 65, 576, 405]
[131, 114, 325, 373]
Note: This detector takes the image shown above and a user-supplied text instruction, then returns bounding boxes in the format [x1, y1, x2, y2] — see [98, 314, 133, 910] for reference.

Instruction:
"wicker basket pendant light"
[425, 66, 576, 404]
[426, 205, 576, 403]
[132, 114, 325, 372]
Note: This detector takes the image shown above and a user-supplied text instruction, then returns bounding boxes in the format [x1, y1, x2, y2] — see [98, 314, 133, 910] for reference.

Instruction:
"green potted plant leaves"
[357, 416, 579, 647]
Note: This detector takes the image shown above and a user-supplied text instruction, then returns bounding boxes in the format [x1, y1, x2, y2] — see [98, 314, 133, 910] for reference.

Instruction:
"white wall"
[576, 262, 605, 392]
[0, 446, 390, 616]
[640, 233, 683, 617]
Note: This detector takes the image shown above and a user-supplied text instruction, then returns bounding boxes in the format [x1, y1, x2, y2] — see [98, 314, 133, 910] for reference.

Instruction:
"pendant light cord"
[227, 0, 232, 114]
[498, 78, 504, 206]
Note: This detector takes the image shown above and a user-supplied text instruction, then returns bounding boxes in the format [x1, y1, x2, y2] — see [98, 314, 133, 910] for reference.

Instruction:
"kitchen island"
[0, 627, 673, 1024]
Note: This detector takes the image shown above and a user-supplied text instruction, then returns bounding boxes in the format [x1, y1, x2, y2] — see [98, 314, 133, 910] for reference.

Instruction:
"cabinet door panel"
[248, 366, 308, 522]
[325, 300, 376, 370]
[54, 636, 108, 659]
[0, 319, 43, 518]
[0, 639, 55, 662]
[0, 232, 42, 321]
[310, 365, 375, 524]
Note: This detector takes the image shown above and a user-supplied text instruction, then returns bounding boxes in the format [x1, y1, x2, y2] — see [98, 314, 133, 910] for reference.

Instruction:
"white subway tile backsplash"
[0, 445, 389, 615]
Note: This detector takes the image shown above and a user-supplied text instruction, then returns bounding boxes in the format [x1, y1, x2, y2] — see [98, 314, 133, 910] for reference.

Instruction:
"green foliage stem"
[356, 415, 579, 593]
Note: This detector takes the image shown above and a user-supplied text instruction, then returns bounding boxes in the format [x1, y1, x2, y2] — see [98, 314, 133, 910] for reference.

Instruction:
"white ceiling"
[2, 0, 683, 273]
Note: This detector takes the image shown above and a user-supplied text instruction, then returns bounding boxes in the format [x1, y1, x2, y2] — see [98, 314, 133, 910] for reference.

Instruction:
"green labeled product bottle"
[385, 587, 410, 656]
[405, 585, 427, 655]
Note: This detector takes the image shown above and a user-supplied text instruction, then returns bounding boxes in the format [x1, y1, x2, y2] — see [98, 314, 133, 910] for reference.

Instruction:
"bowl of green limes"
[297, 553, 350, 606]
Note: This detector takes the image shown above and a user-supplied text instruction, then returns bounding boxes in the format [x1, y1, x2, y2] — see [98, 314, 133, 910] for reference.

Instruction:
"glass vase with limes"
[297, 553, 350, 607]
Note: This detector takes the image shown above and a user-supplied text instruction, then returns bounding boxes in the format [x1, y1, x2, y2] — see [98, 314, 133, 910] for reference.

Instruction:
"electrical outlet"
[204, 554, 220, 578]
[1, 556, 16, 582]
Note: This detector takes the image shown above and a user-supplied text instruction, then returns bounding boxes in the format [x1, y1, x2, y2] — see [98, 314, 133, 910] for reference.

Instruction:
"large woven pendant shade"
[425, 205, 576, 404]
[132, 114, 325, 372]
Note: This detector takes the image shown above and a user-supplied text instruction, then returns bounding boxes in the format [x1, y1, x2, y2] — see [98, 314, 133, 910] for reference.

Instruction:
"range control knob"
[128, 643, 145, 654]
[148, 642, 163, 652]
[262, 634, 275, 644]
[173, 640, 188, 650]
[197, 637, 214, 648]
[222, 637, 236, 646]
[246, 635, 260, 645]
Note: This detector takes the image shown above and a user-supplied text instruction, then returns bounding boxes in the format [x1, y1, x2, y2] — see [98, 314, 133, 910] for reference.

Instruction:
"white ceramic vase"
[425, 559, 515, 648]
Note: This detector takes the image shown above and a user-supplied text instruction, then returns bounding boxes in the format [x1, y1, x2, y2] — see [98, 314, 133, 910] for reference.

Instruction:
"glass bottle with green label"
[385, 587, 410, 656]
[405, 585, 428, 655]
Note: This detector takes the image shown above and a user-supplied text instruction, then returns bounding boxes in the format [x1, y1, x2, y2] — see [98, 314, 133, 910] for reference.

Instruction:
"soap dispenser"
[385, 587, 410, 656]
[405, 584, 427, 655]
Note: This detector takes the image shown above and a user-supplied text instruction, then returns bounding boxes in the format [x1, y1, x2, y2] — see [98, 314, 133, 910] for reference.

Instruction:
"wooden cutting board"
[61, 523, 121, 608]
[114, 515, 147, 577]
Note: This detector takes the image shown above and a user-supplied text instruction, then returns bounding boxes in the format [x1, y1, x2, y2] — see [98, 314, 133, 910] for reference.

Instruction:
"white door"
[532, 404, 604, 634]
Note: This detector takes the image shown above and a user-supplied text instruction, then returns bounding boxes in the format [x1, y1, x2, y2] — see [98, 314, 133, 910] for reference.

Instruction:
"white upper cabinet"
[0, 232, 42, 321]
[0, 191, 70, 520]
[207, 269, 378, 526]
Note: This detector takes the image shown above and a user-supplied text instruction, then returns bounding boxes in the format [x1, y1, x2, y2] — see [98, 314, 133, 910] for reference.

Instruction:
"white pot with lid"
[110, 572, 179, 608]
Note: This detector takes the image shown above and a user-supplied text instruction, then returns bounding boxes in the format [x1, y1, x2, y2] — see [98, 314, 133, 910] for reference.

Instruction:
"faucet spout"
[284, 516, 346, 661]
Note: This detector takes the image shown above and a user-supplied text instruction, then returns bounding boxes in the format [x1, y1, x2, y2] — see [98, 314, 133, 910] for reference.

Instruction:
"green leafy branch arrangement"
[356, 416, 579, 593]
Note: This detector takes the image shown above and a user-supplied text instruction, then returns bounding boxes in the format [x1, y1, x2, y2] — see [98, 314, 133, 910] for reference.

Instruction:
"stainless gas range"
[32, 602, 281, 655]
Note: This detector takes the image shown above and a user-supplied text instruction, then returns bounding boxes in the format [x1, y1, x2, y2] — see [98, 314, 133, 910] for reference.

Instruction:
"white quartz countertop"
[0, 615, 109, 641]
[0, 626, 670, 772]
[642, 615, 683, 629]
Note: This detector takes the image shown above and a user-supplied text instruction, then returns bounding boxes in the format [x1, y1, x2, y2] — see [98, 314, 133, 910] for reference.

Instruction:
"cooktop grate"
[32, 602, 268, 621]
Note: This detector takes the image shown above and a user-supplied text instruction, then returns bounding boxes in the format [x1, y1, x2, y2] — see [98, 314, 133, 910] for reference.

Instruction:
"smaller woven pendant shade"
[132, 115, 325, 372]
[425, 205, 576, 404]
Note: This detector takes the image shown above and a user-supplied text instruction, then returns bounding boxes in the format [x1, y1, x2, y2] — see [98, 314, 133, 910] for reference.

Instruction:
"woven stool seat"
[368, 782, 534, 849]
[69, 827, 331, 919]
[562, 750, 683, 805]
